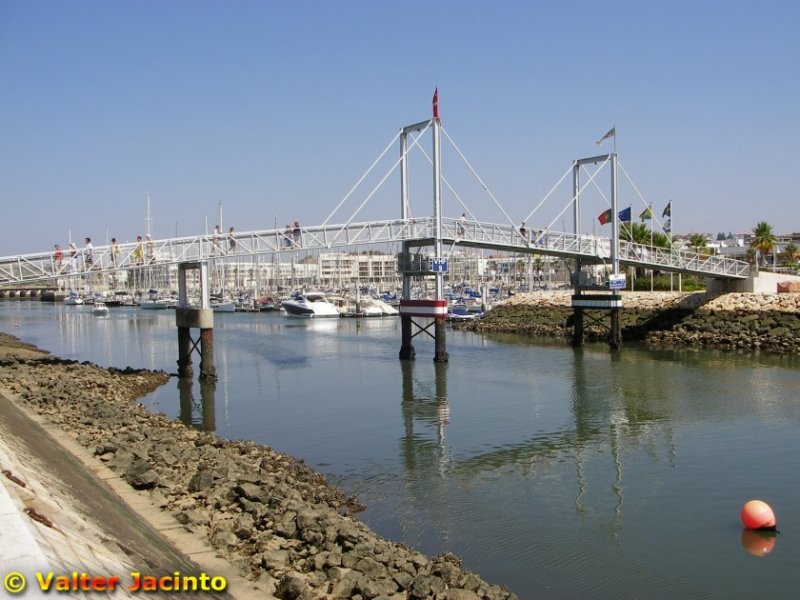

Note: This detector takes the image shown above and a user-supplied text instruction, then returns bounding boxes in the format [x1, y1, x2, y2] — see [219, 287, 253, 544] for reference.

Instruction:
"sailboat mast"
[145, 193, 152, 237]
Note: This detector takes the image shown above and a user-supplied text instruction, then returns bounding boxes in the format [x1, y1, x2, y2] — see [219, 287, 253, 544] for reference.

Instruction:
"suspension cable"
[321, 128, 404, 227]
[442, 127, 518, 228]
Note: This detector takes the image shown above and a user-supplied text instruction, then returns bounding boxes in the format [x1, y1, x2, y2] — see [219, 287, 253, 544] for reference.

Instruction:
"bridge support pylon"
[571, 291, 623, 350]
[398, 300, 449, 362]
[399, 315, 416, 360]
[396, 108, 450, 361]
[175, 262, 217, 380]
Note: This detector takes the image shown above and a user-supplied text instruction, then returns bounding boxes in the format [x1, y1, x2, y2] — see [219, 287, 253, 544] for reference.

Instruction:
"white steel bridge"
[0, 105, 751, 290]
[0, 216, 749, 287]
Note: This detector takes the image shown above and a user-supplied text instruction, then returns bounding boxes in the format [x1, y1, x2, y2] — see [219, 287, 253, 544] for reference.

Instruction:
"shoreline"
[0, 332, 517, 600]
[459, 291, 800, 353]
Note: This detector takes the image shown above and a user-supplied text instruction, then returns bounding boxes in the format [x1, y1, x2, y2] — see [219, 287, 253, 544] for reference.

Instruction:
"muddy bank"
[459, 292, 800, 353]
[0, 332, 516, 600]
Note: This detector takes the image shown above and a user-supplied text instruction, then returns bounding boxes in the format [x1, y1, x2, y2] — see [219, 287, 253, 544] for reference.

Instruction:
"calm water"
[3, 300, 800, 599]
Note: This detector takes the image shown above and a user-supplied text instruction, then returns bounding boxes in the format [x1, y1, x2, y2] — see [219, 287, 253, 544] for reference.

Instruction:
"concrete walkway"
[0, 387, 271, 599]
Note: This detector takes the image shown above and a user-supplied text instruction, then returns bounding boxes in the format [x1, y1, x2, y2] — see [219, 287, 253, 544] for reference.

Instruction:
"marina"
[3, 2, 797, 598]
[2, 299, 800, 599]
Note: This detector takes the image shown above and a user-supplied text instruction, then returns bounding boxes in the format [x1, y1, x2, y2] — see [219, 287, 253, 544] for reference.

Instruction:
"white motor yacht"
[63, 293, 83, 305]
[282, 292, 341, 318]
[92, 301, 109, 316]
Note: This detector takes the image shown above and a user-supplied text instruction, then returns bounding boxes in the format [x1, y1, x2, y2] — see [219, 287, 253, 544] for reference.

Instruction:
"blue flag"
[618, 207, 631, 222]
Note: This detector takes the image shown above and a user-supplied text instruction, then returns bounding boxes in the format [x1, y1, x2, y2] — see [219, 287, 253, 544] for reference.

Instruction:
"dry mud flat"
[0, 333, 516, 600]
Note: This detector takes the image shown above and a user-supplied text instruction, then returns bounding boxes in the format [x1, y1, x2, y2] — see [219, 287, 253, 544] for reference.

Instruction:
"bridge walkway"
[0, 217, 749, 287]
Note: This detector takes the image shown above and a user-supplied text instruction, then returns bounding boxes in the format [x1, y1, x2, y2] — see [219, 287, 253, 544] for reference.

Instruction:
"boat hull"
[282, 293, 341, 318]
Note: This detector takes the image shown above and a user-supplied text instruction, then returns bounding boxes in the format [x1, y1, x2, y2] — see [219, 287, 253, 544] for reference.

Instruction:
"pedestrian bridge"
[0, 216, 749, 287]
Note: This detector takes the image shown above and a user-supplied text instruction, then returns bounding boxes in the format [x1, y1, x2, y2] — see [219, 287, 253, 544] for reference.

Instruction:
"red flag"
[432, 87, 440, 122]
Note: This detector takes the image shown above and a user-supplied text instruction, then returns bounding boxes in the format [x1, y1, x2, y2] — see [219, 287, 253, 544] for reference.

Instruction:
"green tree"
[687, 233, 709, 254]
[746, 247, 758, 266]
[751, 221, 776, 267]
[783, 242, 799, 269]
[621, 222, 671, 249]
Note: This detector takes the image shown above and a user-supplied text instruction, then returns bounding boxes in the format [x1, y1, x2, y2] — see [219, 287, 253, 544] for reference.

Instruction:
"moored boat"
[64, 292, 83, 305]
[282, 292, 341, 318]
[211, 300, 236, 313]
[140, 297, 177, 310]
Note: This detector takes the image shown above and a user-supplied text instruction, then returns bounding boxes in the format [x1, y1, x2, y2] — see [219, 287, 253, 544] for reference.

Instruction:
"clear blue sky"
[1, 0, 798, 256]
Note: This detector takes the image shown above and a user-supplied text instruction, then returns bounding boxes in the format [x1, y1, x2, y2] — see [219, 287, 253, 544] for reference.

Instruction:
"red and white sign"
[399, 299, 448, 319]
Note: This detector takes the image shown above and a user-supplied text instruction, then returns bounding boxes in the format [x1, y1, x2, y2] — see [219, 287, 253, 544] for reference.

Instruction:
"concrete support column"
[433, 318, 449, 363]
[572, 308, 584, 347]
[177, 327, 194, 379]
[399, 316, 416, 360]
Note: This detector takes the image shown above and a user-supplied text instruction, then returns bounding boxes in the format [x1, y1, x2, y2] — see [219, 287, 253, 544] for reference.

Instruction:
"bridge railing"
[618, 240, 750, 277]
[0, 218, 750, 286]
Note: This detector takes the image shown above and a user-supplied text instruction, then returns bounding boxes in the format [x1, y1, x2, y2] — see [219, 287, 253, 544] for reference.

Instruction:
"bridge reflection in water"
[396, 344, 682, 543]
[178, 377, 217, 432]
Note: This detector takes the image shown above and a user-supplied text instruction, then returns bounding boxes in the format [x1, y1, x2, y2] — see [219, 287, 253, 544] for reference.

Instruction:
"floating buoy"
[741, 529, 777, 557]
[740, 499, 776, 530]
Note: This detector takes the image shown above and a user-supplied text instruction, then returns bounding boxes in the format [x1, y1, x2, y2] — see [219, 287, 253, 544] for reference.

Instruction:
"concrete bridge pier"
[199, 328, 216, 380]
[570, 292, 623, 350]
[177, 326, 194, 379]
[433, 318, 449, 363]
[399, 315, 416, 360]
[175, 262, 216, 381]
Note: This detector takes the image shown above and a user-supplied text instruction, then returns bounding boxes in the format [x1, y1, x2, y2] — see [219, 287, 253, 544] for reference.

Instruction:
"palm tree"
[621, 222, 671, 249]
[687, 233, 709, 254]
[751, 221, 776, 268]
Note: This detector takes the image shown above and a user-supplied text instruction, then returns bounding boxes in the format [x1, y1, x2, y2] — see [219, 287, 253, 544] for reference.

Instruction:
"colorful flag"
[618, 207, 632, 222]
[597, 208, 612, 225]
[639, 207, 653, 221]
[595, 126, 615, 146]
[432, 87, 440, 122]
[664, 218, 671, 233]
[662, 201, 671, 218]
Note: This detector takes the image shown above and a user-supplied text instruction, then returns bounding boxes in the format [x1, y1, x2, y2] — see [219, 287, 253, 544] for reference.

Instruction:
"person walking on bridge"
[228, 226, 237, 254]
[145, 234, 155, 263]
[83, 238, 94, 269]
[132, 236, 144, 265]
[110, 238, 120, 268]
[53, 244, 63, 272]
[292, 221, 302, 248]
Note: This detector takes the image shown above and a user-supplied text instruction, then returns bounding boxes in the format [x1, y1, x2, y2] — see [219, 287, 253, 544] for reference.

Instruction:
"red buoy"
[740, 500, 776, 530]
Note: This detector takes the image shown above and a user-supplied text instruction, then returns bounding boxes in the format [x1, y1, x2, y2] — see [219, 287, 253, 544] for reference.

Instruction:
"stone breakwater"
[460, 291, 800, 353]
[0, 336, 516, 600]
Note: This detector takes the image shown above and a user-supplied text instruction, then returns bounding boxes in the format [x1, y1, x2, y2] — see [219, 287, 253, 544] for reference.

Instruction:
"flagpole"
[675, 201, 681, 292]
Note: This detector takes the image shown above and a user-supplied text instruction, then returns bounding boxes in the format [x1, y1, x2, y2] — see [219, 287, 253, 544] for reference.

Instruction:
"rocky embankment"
[460, 291, 800, 353]
[0, 334, 516, 600]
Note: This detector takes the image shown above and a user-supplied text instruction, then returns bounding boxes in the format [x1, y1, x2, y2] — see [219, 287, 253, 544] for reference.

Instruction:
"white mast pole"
[145, 193, 152, 237]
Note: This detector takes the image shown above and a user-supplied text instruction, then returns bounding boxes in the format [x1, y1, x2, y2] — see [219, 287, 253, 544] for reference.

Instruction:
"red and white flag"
[432, 87, 440, 122]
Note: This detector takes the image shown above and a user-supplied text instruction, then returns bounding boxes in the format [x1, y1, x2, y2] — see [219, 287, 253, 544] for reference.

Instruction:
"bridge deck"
[0, 218, 749, 286]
